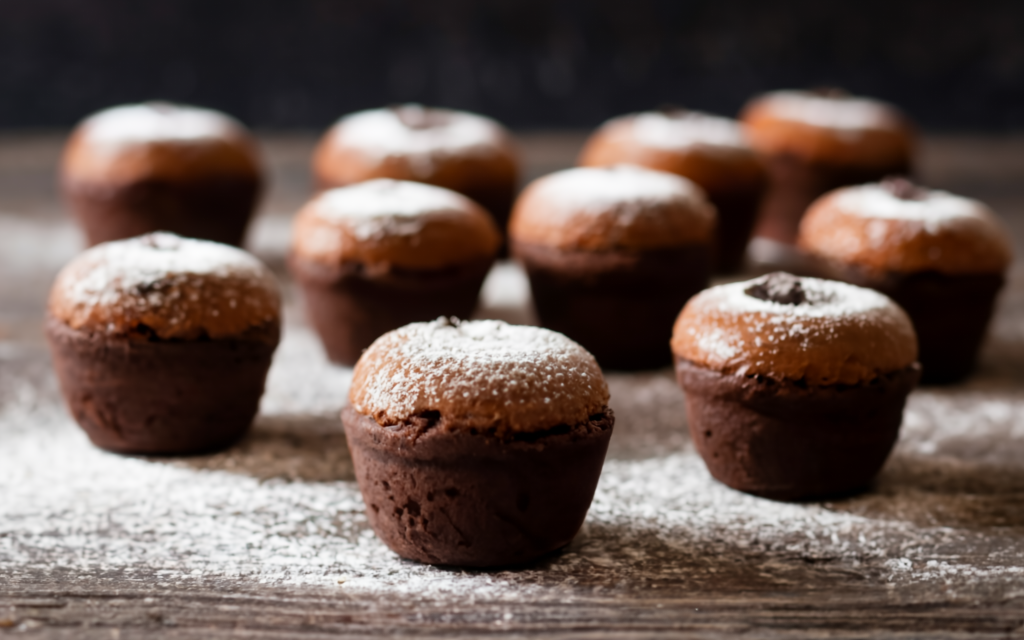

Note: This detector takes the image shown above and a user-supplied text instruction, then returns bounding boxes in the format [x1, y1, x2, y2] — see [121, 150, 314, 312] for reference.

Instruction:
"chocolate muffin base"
[513, 241, 711, 371]
[46, 317, 278, 455]
[64, 175, 261, 247]
[754, 154, 911, 244]
[818, 264, 1004, 384]
[675, 358, 920, 501]
[289, 256, 494, 366]
[706, 185, 764, 274]
[342, 406, 614, 568]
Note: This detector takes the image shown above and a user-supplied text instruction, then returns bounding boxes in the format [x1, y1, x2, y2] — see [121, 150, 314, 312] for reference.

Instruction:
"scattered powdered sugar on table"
[80, 102, 245, 147]
[3, 261, 1024, 605]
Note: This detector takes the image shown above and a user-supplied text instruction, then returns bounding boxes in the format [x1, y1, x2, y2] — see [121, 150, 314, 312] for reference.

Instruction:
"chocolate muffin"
[741, 90, 914, 245]
[509, 165, 716, 370]
[61, 102, 264, 247]
[46, 232, 281, 455]
[343, 318, 614, 567]
[313, 104, 519, 233]
[289, 179, 501, 365]
[671, 272, 920, 500]
[798, 178, 1013, 383]
[579, 109, 768, 273]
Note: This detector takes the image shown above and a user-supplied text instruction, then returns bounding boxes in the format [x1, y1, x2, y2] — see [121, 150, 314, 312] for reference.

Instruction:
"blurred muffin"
[47, 233, 281, 454]
[61, 102, 263, 246]
[798, 178, 1013, 383]
[343, 318, 614, 567]
[742, 90, 914, 244]
[313, 104, 519, 233]
[579, 108, 767, 272]
[289, 179, 501, 365]
[672, 272, 920, 499]
[509, 165, 715, 370]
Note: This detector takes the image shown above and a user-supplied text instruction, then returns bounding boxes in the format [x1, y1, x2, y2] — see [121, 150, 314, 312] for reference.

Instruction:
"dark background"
[1, 0, 1023, 131]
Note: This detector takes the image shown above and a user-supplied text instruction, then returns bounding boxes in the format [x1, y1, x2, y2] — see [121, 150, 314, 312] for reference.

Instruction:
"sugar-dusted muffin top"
[49, 232, 280, 341]
[508, 165, 716, 252]
[578, 110, 767, 194]
[741, 90, 914, 168]
[61, 102, 262, 185]
[290, 179, 501, 271]
[313, 104, 518, 189]
[350, 318, 610, 434]
[671, 272, 917, 386]
[798, 178, 1013, 275]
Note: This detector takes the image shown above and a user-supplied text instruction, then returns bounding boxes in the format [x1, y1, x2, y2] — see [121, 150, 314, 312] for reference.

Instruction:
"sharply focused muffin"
[313, 104, 519, 233]
[289, 179, 501, 365]
[671, 272, 920, 500]
[798, 178, 1013, 383]
[509, 164, 716, 370]
[742, 90, 914, 244]
[46, 232, 281, 454]
[579, 109, 767, 272]
[343, 318, 614, 567]
[61, 102, 263, 246]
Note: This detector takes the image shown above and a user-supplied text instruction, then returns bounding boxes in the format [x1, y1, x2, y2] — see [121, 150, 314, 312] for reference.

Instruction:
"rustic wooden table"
[1, 133, 1024, 639]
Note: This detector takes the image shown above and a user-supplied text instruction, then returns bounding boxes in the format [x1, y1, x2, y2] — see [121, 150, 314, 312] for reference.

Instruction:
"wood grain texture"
[2, 133, 1024, 638]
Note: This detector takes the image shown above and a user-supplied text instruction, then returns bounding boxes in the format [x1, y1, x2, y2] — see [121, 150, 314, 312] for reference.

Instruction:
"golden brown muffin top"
[578, 109, 767, 194]
[350, 318, 609, 434]
[671, 272, 917, 386]
[508, 165, 716, 252]
[741, 90, 914, 168]
[798, 179, 1013, 275]
[312, 104, 518, 193]
[61, 102, 262, 185]
[290, 179, 501, 270]
[49, 232, 280, 341]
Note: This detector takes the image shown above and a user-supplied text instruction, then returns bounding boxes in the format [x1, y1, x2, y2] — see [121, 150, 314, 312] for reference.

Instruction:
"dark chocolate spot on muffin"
[745, 272, 808, 305]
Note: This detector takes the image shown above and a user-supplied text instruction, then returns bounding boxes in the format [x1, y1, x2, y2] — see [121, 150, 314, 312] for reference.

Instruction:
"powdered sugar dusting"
[80, 102, 245, 147]
[673, 274, 918, 383]
[800, 182, 1014, 274]
[309, 179, 473, 241]
[329, 106, 507, 178]
[50, 232, 280, 338]
[350, 318, 608, 432]
[3, 315, 1024, 603]
[58, 233, 273, 308]
[528, 165, 709, 219]
[627, 110, 750, 153]
[705, 275, 895, 320]
[757, 91, 898, 131]
[833, 183, 994, 235]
